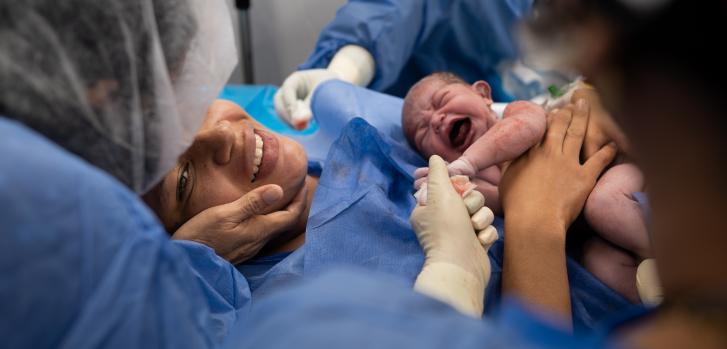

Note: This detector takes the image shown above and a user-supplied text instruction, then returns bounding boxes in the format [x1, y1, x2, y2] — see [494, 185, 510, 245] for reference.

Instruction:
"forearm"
[502, 216, 572, 329]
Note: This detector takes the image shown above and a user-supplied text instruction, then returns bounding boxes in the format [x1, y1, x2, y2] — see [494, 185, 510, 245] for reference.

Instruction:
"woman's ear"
[472, 81, 492, 102]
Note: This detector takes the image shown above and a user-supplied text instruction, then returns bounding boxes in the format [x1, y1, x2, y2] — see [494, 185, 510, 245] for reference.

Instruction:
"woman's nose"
[194, 120, 235, 165]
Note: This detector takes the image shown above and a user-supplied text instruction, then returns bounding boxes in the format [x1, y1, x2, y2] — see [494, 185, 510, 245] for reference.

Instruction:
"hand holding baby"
[572, 88, 629, 159]
[499, 100, 617, 234]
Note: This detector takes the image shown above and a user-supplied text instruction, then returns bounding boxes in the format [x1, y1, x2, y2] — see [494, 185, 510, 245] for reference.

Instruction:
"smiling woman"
[143, 100, 315, 254]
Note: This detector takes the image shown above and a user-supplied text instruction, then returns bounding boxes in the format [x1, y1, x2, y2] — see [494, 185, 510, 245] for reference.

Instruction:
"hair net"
[0, 0, 237, 193]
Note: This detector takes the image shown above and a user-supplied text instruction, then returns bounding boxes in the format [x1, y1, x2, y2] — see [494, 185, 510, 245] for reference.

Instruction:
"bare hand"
[572, 88, 630, 158]
[172, 184, 308, 264]
[500, 99, 617, 234]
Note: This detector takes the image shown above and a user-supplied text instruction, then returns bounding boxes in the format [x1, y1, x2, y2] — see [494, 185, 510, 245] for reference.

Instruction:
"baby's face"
[403, 79, 497, 161]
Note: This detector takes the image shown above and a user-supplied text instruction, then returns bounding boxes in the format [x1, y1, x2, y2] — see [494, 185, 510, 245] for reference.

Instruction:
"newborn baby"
[402, 73, 650, 303]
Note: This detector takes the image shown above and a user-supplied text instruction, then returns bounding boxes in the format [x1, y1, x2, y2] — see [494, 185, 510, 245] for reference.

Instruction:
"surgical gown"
[300, 0, 534, 100]
[228, 268, 649, 349]
[0, 117, 251, 348]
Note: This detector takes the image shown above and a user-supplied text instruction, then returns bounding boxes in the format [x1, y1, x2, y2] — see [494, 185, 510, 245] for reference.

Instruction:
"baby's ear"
[471, 81, 492, 102]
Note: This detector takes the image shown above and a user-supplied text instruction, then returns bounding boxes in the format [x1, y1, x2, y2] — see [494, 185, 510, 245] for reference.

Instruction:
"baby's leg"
[584, 163, 650, 257]
[583, 236, 641, 303]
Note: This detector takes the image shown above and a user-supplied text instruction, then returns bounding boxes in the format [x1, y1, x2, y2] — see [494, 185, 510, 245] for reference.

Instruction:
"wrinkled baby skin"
[403, 74, 546, 212]
[402, 74, 497, 162]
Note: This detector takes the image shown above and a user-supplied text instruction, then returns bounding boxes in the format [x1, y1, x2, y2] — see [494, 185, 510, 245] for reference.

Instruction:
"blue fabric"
[226, 268, 617, 349]
[300, 0, 534, 100]
[234, 161, 323, 300]
[0, 117, 251, 349]
[302, 117, 633, 331]
[235, 245, 305, 301]
[632, 191, 651, 223]
[219, 84, 319, 136]
[588, 304, 654, 349]
[291, 79, 412, 166]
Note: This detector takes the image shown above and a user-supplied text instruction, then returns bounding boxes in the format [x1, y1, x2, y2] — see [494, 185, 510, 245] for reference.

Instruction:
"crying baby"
[403, 73, 652, 303]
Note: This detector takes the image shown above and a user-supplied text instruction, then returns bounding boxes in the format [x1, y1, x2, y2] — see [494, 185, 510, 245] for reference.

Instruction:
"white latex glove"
[411, 155, 497, 317]
[636, 259, 663, 306]
[274, 45, 375, 130]
[414, 169, 495, 233]
[274, 69, 337, 130]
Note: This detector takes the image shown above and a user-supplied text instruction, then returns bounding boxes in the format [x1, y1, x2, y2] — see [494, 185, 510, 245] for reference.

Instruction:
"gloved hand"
[172, 184, 308, 264]
[411, 155, 497, 317]
[274, 45, 375, 130]
[274, 69, 338, 130]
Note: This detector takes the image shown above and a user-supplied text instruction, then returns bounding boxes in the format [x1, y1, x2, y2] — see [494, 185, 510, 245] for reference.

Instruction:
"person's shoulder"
[0, 117, 165, 241]
[1, 117, 119, 188]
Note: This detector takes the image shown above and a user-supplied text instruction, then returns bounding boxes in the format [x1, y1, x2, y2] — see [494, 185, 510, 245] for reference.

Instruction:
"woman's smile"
[252, 128, 279, 182]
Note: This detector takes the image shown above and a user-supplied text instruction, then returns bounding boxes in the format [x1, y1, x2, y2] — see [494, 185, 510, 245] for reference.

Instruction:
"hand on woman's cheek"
[173, 183, 308, 264]
[499, 100, 617, 233]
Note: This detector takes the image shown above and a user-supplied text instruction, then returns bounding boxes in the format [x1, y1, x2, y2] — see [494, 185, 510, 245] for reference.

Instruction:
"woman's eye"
[176, 162, 190, 202]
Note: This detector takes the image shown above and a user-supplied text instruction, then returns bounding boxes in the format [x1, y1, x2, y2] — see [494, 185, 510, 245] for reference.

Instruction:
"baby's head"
[402, 73, 498, 161]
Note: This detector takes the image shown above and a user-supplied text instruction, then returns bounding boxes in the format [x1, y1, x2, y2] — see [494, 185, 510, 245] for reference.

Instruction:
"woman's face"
[148, 100, 308, 231]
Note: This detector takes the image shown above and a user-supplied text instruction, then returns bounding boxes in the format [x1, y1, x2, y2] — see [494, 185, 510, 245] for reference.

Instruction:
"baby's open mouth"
[449, 118, 471, 148]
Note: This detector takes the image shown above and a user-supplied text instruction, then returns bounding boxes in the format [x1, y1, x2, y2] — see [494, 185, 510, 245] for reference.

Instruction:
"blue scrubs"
[300, 0, 534, 100]
[227, 268, 647, 349]
[0, 117, 251, 348]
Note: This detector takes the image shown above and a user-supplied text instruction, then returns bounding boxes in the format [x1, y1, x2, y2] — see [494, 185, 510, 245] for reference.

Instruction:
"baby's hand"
[414, 175, 477, 205]
[447, 158, 477, 177]
[413, 158, 476, 189]
[413, 166, 431, 190]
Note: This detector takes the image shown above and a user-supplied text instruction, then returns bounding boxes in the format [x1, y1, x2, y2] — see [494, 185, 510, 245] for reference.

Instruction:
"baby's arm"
[451, 101, 547, 175]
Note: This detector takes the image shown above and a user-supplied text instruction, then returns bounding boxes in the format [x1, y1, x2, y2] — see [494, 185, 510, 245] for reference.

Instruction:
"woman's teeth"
[252, 133, 264, 181]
